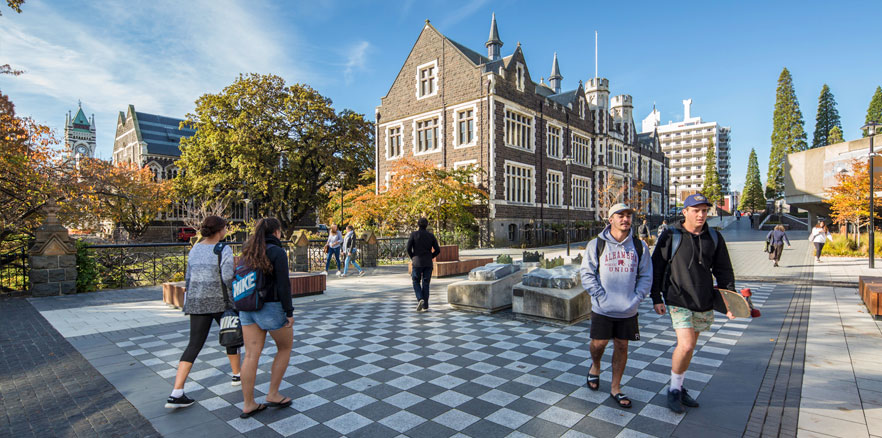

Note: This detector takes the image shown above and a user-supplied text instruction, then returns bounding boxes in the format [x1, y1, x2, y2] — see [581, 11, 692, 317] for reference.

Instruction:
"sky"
[2, 0, 881, 193]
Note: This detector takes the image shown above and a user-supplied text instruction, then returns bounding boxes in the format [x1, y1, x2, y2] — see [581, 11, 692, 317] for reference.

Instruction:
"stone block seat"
[859, 276, 882, 319]
[161, 272, 325, 308]
[512, 266, 591, 324]
[447, 263, 523, 313]
[408, 245, 493, 278]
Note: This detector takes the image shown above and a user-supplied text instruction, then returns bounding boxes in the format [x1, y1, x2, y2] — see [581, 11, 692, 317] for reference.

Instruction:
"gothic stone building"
[375, 16, 669, 246]
[64, 103, 97, 164]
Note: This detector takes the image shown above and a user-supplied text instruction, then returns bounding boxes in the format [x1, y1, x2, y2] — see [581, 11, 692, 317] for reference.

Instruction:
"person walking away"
[650, 194, 736, 414]
[324, 224, 343, 276]
[808, 221, 832, 262]
[657, 220, 668, 238]
[166, 216, 241, 409]
[766, 225, 791, 267]
[638, 219, 650, 244]
[237, 218, 295, 418]
[580, 204, 652, 409]
[340, 225, 366, 277]
[406, 217, 440, 312]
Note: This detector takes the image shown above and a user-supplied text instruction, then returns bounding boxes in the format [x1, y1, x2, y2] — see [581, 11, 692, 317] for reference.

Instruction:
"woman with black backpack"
[237, 218, 294, 418]
[165, 216, 241, 409]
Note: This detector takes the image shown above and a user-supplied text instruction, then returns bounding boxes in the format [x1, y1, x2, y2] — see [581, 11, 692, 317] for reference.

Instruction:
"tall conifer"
[739, 148, 766, 212]
[701, 138, 722, 205]
[812, 84, 841, 148]
[827, 126, 844, 145]
[767, 68, 807, 199]
[865, 86, 882, 137]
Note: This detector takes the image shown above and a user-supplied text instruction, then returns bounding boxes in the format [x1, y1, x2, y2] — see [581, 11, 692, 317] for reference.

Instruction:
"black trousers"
[180, 312, 239, 363]
[411, 266, 433, 307]
[814, 242, 825, 258]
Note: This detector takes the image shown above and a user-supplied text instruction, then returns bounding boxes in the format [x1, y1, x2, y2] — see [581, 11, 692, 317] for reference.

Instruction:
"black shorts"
[589, 312, 640, 341]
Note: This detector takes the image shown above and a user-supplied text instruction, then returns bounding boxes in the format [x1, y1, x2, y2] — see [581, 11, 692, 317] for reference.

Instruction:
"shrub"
[496, 254, 513, 264]
[75, 240, 99, 293]
[821, 234, 860, 256]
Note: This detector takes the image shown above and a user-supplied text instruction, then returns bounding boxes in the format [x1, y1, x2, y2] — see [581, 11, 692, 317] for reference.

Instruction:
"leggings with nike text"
[180, 312, 239, 363]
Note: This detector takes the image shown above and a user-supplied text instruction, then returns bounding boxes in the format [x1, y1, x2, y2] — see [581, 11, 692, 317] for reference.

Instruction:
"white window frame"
[385, 123, 404, 160]
[504, 160, 535, 205]
[571, 175, 592, 210]
[453, 104, 477, 148]
[652, 192, 661, 215]
[147, 161, 163, 181]
[504, 108, 534, 152]
[453, 159, 480, 186]
[652, 162, 662, 186]
[546, 169, 563, 207]
[571, 133, 591, 167]
[382, 171, 398, 192]
[546, 123, 562, 159]
[641, 159, 650, 183]
[165, 165, 180, 180]
[515, 62, 526, 91]
[641, 190, 649, 213]
[415, 59, 439, 100]
[412, 115, 441, 156]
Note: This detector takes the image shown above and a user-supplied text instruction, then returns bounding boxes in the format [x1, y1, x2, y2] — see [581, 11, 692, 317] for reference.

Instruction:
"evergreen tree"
[701, 137, 723, 205]
[739, 148, 766, 212]
[865, 86, 882, 137]
[812, 84, 841, 148]
[827, 126, 844, 145]
[767, 67, 807, 199]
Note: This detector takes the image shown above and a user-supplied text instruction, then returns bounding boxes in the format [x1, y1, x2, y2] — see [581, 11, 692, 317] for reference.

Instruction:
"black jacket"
[650, 221, 735, 312]
[263, 235, 293, 317]
[406, 229, 440, 267]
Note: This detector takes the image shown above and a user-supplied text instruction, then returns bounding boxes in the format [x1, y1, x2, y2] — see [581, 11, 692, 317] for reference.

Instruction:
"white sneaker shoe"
[358, 271, 366, 277]
[321, 270, 328, 275]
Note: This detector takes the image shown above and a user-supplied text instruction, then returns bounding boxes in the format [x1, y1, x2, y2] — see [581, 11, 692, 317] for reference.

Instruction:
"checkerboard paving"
[119, 284, 772, 437]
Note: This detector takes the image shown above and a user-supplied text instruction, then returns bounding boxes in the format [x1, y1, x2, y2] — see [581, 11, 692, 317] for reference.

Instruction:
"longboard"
[714, 288, 761, 318]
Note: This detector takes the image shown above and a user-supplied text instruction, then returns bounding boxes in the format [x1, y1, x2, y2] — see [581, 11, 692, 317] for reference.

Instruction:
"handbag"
[215, 244, 243, 348]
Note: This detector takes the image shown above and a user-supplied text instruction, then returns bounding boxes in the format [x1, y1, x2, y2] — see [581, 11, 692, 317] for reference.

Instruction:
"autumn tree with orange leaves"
[825, 158, 882, 245]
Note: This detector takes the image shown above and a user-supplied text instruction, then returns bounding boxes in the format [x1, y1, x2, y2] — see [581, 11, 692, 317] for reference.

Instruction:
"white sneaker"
[321, 270, 328, 275]
[339, 273, 347, 278]
[336, 270, 342, 277]
[358, 271, 366, 277]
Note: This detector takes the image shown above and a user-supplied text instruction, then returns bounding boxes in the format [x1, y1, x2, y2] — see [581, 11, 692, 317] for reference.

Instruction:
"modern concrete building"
[642, 99, 732, 206]
[784, 133, 882, 226]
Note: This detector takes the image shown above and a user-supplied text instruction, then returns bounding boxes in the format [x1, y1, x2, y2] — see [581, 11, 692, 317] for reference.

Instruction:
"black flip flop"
[266, 397, 292, 408]
[587, 373, 600, 391]
[610, 393, 632, 409]
[239, 404, 267, 418]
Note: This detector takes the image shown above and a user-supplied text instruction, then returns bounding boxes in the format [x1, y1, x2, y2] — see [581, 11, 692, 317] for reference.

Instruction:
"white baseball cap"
[607, 203, 633, 220]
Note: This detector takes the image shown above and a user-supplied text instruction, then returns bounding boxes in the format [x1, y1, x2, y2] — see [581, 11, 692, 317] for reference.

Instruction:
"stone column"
[29, 200, 77, 296]
[363, 231, 378, 268]
[290, 230, 309, 272]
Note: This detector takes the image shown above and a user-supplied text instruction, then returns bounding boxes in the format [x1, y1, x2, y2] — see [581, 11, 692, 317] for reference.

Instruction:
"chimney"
[683, 98, 692, 121]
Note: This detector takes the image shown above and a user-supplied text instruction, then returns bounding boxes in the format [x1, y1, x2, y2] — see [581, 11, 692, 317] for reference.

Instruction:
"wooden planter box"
[437, 245, 459, 262]
[162, 281, 186, 308]
[289, 273, 325, 297]
[859, 276, 882, 319]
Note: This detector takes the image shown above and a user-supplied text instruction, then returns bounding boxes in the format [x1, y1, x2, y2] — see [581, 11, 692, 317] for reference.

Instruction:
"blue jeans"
[342, 250, 363, 275]
[325, 246, 341, 271]
[411, 265, 433, 307]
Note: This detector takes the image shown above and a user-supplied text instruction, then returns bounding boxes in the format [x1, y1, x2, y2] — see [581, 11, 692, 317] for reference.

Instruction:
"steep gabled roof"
[70, 107, 90, 131]
[447, 38, 489, 65]
[548, 89, 579, 106]
[132, 109, 195, 157]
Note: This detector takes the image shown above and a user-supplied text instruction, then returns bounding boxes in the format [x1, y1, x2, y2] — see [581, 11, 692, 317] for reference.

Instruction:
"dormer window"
[416, 60, 438, 99]
[516, 63, 525, 92]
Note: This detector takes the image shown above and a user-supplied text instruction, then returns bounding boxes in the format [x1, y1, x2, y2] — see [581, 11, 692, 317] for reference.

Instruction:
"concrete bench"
[859, 276, 882, 319]
[161, 272, 325, 309]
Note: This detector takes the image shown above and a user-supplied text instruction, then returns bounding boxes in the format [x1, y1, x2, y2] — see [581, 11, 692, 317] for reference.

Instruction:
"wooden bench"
[859, 276, 882, 319]
[408, 245, 493, 278]
[161, 272, 326, 309]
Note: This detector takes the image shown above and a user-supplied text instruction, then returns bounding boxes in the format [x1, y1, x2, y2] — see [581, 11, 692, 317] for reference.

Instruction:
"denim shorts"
[239, 302, 287, 331]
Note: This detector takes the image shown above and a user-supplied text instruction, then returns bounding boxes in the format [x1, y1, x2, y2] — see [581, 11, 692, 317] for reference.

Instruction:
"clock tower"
[64, 101, 97, 162]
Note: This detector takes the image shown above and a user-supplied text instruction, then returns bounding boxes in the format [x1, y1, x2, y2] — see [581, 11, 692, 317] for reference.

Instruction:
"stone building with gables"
[374, 15, 669, 246]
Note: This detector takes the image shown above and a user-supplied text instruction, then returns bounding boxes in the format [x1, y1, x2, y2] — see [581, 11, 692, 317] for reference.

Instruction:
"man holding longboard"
[650, 194, 736, 414]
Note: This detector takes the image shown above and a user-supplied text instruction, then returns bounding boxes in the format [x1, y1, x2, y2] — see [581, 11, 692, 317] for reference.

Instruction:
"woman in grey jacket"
[166, 216, 241, 409]
[766, 225, 791, 267]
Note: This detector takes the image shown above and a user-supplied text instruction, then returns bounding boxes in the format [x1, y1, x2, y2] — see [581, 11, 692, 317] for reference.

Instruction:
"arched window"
[147, 162, 163, 181]
[166, 166, 179, 180]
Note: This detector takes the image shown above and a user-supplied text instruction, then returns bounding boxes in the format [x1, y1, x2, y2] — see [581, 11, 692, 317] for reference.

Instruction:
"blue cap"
[683, 193, 712, 208]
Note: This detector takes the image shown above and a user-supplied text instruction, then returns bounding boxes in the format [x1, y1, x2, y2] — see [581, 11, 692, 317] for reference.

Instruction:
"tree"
[812, 84, 842, 148]
[827, 126, 845, 145]
[596, 174, 626, 216]
[767, 67, 807, 199]
[825, 159, 881, 245]
[701, 137, 723, 205]
[64, 159, 172, 240]
[739, 148, 766, 212]
[175, 74, 374, 230]
[1, 0, 25, 16]
[865, 86, 882, 137]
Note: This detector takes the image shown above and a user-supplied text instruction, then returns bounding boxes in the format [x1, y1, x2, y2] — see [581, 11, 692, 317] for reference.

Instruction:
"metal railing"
[0, 240, 29, 293]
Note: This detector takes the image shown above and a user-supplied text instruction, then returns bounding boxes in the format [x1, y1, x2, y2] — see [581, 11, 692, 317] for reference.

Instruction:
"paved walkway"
[5, 218, 882, 437]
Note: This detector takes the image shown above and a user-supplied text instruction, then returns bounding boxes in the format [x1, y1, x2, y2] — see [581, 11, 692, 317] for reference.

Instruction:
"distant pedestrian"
[580, 204, 652, 409]
[766, 225, 791, 267]
[166, 216, 241, 409]
[735, 210, 740, 221]
[650, 194, 736, 414]
[324, 224, 343, 276]
[238, 218, 294, 418]
[808, 221, 833, 262]
[406, 217, 440, 312]
[637, 219, 650, 244]
[657, 220, 668, 238]
[340, 225, 366, 277]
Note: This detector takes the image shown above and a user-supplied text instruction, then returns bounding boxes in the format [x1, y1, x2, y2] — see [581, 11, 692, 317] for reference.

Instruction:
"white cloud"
[437, 0, 490, 30]
[343, 41, 371, 85]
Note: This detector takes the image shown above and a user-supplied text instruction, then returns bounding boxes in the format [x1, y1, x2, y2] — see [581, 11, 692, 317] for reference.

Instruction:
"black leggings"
[814, 242, 825, 258]
[180, 312, 239, 363]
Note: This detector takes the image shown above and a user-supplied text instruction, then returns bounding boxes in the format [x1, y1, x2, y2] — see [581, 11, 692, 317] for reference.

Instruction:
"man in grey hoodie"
[579, 203, 653, 409]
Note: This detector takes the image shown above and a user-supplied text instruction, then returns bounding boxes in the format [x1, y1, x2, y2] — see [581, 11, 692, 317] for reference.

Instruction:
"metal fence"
[306, 239, 366, 272]
[0, 241, 29, 293]
[377, 237, 409, 264]
[87, 243, 190, 290]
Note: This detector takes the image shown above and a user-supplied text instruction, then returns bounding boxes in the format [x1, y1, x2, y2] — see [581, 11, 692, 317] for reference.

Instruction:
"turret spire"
[485, 13, 503, 61]
[549, 52, 563, 94]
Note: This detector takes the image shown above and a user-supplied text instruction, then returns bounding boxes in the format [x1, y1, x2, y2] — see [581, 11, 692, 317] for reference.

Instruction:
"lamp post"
[863, 121, 880, 268]
[242, 198, 250, 222]
[564, 155, 574, 256]
[338, 172, 346, 225]
[673, 178, 680, 211]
